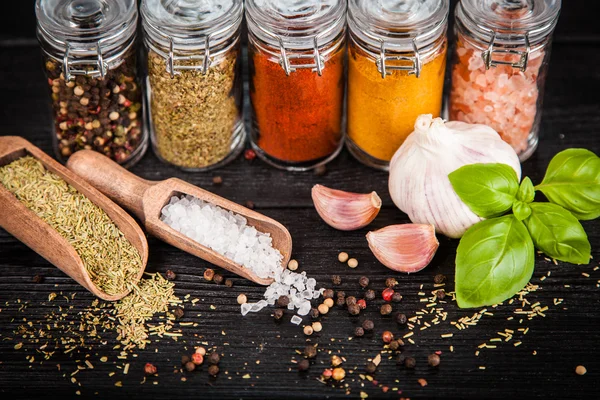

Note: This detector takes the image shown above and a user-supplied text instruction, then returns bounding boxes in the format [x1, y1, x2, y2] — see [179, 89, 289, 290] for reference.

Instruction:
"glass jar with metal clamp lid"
[141, 0, 245, 171]
[449, 0, 561, 161]
[346, 0, 449, 170]
[246, 0, 347, 171]
[36, 0, 147, 168]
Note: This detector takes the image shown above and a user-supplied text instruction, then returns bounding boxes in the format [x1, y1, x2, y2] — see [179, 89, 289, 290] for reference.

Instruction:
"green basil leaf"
[536, 149, 600, 220]
[517, 177, 535, 203]
[455, 215, 534, 309]
[449, 163, 519, 218]
[512, 201, 532, 221]
[524, 203, 591, 265]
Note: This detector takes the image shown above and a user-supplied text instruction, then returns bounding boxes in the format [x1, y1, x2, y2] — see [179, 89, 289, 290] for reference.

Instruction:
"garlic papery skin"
[389, 114, 522, 239]
[366, 224, 439, 273]
[312, 185, 382, 231]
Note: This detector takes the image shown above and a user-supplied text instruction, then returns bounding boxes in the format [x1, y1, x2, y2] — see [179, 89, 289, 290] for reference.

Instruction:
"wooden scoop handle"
[67, 150, 152, 221]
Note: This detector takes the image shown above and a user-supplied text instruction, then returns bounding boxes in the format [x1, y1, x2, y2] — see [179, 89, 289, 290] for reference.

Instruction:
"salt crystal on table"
[291, 315, 302, 325]
[241, 303, 251, 316]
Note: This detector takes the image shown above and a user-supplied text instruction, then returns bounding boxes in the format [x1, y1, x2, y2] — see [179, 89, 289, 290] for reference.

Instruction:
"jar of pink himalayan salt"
[449, 0, 561, 161]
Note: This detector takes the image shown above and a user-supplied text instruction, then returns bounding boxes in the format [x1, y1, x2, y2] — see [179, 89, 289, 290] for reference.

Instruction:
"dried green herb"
[148, 49, 240, 169]
[0, 156, 142, 296]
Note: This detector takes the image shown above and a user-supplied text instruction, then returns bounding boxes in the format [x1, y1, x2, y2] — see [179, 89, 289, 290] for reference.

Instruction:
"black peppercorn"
[355, 327, 365, 337]
[182, 355, 190, 365]
[165, 269, 176, 280]
[365, 362, 377, 374]
[385, 278, 398, 288]
[396, 354, 405, 366]
[213, 274, 224, 285]
[336, 297, 346, 308]
[304, 345, 317, 359]
[348, 304, 360, 316]
[392, 292, 403, 303]
[380, 304, 393, 316]
[245, 200, 255, 210]
[359, 276, 370, 288]
[185, 361, 196, 372]
[323, 289, 335, 299]
[208, 364, 220, 376]
[332, 275, 342, 285]
[225, 279, 233, 288]
[428, 353, 441, 367]
[405, 357, 416, 369]
[173, 307, 184, 319]
[310, 308, 320, 319]
[435, 289, 446, 300]
[365, 289, 376, 301]
[389, 340, 399, 351]
[208, 352, 220, 364]
[434, 274, 446, 284]
[395, 313, 408, 325]
[346, 296, 357, 307]
[273, 309, 284, 320]
[362, 320, 374, 331]
[277, 295, 290, 307]
[298, 359, 310, 371]
[314, 165, 327, 176]
[33, 275, 44, 284]
[336, 291, 346, 299]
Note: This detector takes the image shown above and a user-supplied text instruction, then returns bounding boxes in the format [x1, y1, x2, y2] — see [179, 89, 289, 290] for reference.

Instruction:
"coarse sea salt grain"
[161, 195, 324, 321]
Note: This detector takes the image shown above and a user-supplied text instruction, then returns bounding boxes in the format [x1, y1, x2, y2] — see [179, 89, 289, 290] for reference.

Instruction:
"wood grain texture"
[1, 28, 599, 400]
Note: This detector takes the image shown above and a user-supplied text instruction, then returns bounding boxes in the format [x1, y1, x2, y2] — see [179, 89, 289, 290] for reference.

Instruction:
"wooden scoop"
[0, 137, 148, 301]
[67, 150, 292, 286]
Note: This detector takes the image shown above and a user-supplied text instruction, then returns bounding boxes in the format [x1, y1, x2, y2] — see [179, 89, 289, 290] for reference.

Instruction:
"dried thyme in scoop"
[0, 156, 142, 296]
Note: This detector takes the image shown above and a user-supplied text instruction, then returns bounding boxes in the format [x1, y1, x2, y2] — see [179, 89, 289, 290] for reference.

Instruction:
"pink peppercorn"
[357, 299, 367, 309]
[382, 288, 394, 302]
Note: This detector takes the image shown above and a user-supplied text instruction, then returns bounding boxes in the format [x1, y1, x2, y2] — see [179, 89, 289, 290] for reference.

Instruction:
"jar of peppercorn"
[35, 0, 147, 167]
[245, 0, 347, 171]
[141, 0, 246, 171]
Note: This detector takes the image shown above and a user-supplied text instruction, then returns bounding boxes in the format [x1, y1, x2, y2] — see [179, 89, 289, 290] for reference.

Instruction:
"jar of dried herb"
[246, 0, 347, 171]
[141, 0, 245, 171]
[449, 0, 561, 161]
[347, 0, 449, 170]
[35, 0, 147, 167]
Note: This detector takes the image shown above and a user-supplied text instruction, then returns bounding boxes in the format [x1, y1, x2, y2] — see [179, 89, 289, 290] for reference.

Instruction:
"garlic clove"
[312, 185, 382, 231]
[366, 224, 439, 273]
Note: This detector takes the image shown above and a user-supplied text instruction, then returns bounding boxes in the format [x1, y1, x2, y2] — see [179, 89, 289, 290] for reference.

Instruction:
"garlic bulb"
[312, 185, 381, 231]
[389, 115, 521, 239]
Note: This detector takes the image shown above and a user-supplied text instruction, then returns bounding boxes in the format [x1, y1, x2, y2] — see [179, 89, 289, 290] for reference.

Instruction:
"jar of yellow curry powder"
[347, 0, 449, 170]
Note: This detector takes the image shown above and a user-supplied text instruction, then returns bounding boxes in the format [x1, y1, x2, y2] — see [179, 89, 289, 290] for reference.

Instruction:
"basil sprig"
[449, 149, 598, 309]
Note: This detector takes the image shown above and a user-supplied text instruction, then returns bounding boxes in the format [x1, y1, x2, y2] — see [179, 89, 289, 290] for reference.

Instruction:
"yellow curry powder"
[347, 40, 447, 162]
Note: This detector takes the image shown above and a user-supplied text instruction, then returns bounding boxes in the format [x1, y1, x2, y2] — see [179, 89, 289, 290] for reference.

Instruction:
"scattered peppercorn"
[434, 274, 446, 284]
[287, 259, 299, 271]
[323, 289, 335, 299]
[304, 345, 317, 359]
[418, 378, 428, 387]
[362, 320, 374, 331]
[208, 365, 220, 376]
[385, 277, 398, 288]
[336, 297, 346, 308]
[277, 295, 290, 307]
[196, 347, 206, 356]
[365, 362, 377, 374]
[331, 355, 342, 367]
[346, 296, 357, 307]
[348, 304, 360, 316]
[332, 275, 342, 285]
[338, 252, 349, 263]
[435, 289, 446, 300]
[165, 269, 176, 280]
[212, 176, 223, 186]
[184, 361, 196, 372]
[380, 304, 393, 316]
[273, 308, 284, 320]
[321, 368, 333, 379]
[32, 275, 44, 284]
[144, 363, 157, 376]
[332, 367, 346, 381]
[318, 304, 330, 315]
[244, 148, 256, 161]
[213, 273, 224, 285]
[312, 322, 323, 332]
[405, 357, 416, 369]
[303, 325, 314, 336]
[357, 299, 366, 309]
[245, 200, 255, 210]
[323, 298, 334, 308]
[395, 313, 408, 325]
[203, 268, 215, 281]
[237, 294, 247, 304]
[382, 331, 394, 343]
[314, 164, 327, 176]
[576, 365, 587, 376]
[310, 308, 320, 319]
[336, 291, 346, 299]
[208, 352, 220, 364]
[392, 292, 403, 303]
[347, 258, 358, 268]
[428, 353, 441, 367]
[365, 289, 376, 301]
[173, 307, 184, 319]
[355, 327, 365, 337]
[225, 279, 233, 288]
[192, 353, 204, 365]
[359, 276, 370, 288]
[182, 355, 190, 365]
[382, 288, 394, 302]
[396, 354, 405, 366]
[389, 340, 400, 351]
[298, 359, 310, 372]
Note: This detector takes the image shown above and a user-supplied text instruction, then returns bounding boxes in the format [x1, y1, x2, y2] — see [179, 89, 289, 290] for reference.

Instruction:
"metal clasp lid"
[166, 35, 212, 78]
[482, 30, 531, 72]
[278, 35, 325, 76]
[376, 37, 422, 79]
[63, 41, 108, 82]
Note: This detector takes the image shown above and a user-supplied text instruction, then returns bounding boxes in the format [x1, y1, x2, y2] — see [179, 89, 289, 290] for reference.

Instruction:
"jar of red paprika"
[36, 0, 147, 168]
[246, 0, 347, 171]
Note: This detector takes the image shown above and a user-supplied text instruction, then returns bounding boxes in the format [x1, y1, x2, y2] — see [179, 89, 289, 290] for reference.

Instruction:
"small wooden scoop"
[0, 137, 149, 301]
[67, 150, 292, 285]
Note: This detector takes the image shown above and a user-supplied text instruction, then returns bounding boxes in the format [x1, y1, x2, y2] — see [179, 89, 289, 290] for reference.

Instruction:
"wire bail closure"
[376, 37, 422, 79]
[482, 29, 531, 72]
[63, 41, 108, 82]
[278, 35, 325, 76]
[166, 35, 212, 78]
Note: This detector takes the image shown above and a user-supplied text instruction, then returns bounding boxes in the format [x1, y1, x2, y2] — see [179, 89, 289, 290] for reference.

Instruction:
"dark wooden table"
[1, 3, 599, 399]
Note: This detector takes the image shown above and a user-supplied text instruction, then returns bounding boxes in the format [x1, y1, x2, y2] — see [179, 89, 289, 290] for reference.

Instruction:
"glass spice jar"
[449, 0, 561, 161]
[35, 0, 147, 167]
[141, 0, 245, 171]
[346, 0, 449, 171]
[246, 0, 347, 171]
